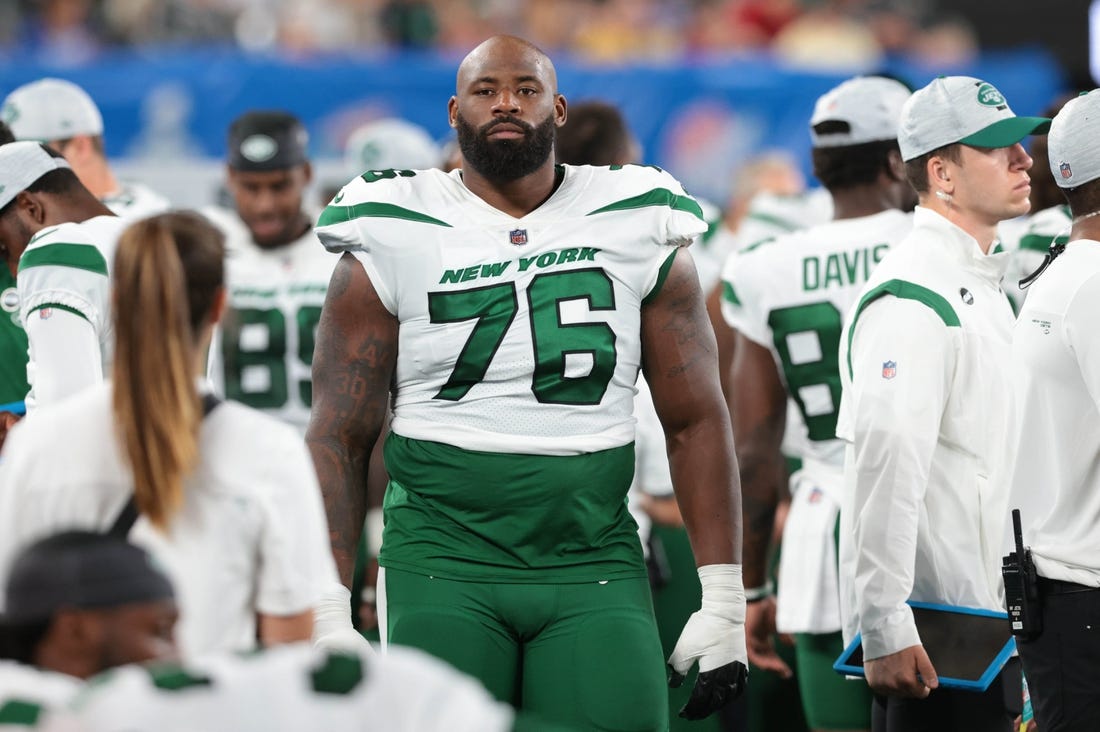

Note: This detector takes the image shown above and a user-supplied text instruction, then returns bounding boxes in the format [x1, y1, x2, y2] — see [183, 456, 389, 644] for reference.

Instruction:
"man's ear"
[17, 191, 47, 226]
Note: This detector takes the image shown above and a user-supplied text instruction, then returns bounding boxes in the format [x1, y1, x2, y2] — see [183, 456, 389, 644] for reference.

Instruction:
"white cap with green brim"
[0, 141, 73, 210]
[1, 78, 104, 142]
[1048, 89, 1100, 189]
[897, 75, 1050, 162]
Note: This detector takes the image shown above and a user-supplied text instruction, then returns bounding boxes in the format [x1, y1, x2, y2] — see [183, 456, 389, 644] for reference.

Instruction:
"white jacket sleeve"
[1065, 271, 1100, 408]
[845, 297, 955, 660]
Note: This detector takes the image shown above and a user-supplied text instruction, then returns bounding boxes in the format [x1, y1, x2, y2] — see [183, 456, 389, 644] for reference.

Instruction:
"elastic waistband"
[1038, 576, 1100, 595]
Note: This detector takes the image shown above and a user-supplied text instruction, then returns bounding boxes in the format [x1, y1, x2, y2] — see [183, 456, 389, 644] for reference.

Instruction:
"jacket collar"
[913, 206, 1010, 283]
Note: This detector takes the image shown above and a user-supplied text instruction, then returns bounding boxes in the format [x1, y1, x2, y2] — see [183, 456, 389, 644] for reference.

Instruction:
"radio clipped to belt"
[1002, 509, 1042, 640]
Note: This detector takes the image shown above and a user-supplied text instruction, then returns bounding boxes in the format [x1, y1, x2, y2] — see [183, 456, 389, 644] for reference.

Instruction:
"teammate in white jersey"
[0, 142, 126, 413]
[205, 111, 338, 434]
[1004, 89, 1100, 732]
[309, 35, 747, 729]
[838, 76, 1048, 730]
[44, 642, 579, 732]
[0, 531, 177, 727]
[721, 75, 914, 732]
[1, 79, 169, 221]
[0, 213, 337, 659]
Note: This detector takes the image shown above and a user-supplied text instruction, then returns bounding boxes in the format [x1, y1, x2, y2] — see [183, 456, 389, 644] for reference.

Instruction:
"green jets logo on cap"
[240, 134, 278, 163]
[977, 83, 1006, 107]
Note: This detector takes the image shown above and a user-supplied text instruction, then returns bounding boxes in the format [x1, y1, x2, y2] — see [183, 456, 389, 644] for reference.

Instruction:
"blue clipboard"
[833, 601, 1017, 692]
[0, 401, 25, 416]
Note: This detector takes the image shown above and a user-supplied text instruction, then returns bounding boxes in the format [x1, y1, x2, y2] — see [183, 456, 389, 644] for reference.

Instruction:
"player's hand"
[864, 644, 938, 698]
[745, 596, 792, 678]
[0, 410, 21, 452]
[667, 565, 749, 720]
[313, 582, 376, 655]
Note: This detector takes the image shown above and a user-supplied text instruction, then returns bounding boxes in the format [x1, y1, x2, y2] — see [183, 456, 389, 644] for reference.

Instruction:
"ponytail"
[111, 212, 225, 530]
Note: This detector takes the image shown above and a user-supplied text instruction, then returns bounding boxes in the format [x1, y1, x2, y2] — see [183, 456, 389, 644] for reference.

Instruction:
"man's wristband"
[744, 580, 774, 603]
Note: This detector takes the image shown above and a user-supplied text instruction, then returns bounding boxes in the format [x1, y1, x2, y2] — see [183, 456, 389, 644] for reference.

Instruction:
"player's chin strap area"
[313, 582, 376, 655]
[667, 564, 749, 720]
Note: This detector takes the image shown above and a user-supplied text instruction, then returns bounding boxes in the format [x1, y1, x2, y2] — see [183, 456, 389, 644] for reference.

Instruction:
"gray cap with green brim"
[1048, 89, 1100, 188]
[898, 75, 1051, 162]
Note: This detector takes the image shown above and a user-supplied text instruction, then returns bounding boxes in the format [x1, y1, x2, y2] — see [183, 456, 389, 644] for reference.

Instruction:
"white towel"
[776, 468, 843, 634]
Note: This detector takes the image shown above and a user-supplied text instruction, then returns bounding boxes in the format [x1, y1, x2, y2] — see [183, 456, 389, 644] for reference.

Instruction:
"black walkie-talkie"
[1002, 509, 1042, 639]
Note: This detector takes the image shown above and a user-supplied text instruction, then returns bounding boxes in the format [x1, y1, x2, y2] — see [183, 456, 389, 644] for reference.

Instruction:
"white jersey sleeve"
[46, 644, 515, 732]
[16, 217, 126, 410]
[101, 183, 170, 221]
[314, 165, 707, 455]
[0, 662, 81, 728]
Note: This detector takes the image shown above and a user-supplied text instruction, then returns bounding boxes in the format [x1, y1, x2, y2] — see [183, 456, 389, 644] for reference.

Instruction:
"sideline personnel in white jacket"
[836, 76, 1048, 731]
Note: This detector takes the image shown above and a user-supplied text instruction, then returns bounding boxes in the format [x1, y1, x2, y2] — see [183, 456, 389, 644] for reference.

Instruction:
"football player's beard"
[455, 112, 557, 182]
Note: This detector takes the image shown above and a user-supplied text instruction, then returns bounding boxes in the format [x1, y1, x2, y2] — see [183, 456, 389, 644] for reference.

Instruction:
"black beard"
[455, 112, 556, 182]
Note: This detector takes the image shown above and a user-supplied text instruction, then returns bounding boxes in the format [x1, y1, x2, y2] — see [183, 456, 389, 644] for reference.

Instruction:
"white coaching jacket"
[835, 206, 1015, 661]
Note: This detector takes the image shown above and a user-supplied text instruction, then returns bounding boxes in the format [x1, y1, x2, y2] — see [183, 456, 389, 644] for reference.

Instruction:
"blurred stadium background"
[0, 0, 1089, 228]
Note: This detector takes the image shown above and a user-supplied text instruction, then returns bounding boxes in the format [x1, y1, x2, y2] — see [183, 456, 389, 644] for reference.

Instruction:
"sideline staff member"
[836, 76, 1048, 731]
[1006, 89, 1100, 732]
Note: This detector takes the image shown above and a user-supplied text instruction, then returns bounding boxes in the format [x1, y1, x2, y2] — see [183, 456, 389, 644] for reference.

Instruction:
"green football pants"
[381, 567, 668, 732]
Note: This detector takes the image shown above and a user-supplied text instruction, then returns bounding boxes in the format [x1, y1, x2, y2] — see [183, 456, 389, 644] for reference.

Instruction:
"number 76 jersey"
[316, 164, 707, 456]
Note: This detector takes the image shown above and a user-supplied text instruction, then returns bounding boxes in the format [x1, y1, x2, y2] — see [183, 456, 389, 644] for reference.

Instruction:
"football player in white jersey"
[1, 79, 170, 221]
[205, 111, 338, 434]
[43, 643, 570, 732]
[308, 35, 747, 730]
[0, 142, 127, 414]
[0, 531, 177, 727]
[721, 76, 914, 732]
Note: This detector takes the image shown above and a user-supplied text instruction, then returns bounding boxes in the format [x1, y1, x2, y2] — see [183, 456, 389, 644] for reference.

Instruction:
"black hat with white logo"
[227, 110, 309, 172]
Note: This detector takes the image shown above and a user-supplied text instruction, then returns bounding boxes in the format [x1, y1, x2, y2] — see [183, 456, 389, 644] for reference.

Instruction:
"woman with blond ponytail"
[0, 211, 341, 659]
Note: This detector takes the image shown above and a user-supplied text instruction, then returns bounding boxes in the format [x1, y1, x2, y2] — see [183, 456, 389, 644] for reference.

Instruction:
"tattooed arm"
[306, 253, 398, 587]
[641, 249, 741, 567]
[728, 329, 791, 677]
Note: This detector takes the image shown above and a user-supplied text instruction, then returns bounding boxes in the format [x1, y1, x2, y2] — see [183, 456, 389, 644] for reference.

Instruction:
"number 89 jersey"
[720, 209, 913, 468]
[317, 164, 707, 456]
[204, 207, 338, 435]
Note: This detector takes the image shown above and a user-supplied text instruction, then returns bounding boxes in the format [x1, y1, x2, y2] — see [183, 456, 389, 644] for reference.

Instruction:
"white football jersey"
[316, 164, 707, 456]
[44, 644, 514, 732]
[204, 207, 339, 434]
[733, 188, 834, 252]
[17, 215, 127, 409]
[100, 182, 170, 221]
[721, 209, 913, 468]
[0, 662, 80, 729]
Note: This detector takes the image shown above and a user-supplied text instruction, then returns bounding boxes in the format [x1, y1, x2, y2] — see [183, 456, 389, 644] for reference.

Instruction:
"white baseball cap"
[810, 76, 912, 148]
[0, 141, 73, 210]
[897, 76, 1050, 162]
[345, 118, 441, 175]
[1, 78, 104, 142]
[1047, 90, 1100, 189]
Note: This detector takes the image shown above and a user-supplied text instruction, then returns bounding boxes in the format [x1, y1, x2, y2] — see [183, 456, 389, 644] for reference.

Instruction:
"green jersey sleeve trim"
[1018, 233, 1069, 252]
[723, 280, 742, 306]
[846, 278, 960, 379]
[26, 302, 91, 323]
[0, 699, 43, 725]
[317, 202, 453, 228]
[642, 249, 678, 306]
[586, 188, 705, 221]
[19, 243, 108, 276]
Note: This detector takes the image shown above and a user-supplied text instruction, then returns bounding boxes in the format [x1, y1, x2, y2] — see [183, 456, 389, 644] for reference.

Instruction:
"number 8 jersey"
[316, 164, 707, 457]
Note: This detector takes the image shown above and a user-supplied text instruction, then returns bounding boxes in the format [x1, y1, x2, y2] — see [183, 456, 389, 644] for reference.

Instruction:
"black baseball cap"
[227, 110, 309, 171]
[1, 531, 175, 624]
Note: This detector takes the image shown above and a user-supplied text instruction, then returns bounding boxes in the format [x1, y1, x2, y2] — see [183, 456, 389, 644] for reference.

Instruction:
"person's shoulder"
[206, 400, 301, 449]
[316, 168, 458, 235]
[5, 384, 110, 451]
[0, 659, 83, 713]
[577, 162, 694, 200]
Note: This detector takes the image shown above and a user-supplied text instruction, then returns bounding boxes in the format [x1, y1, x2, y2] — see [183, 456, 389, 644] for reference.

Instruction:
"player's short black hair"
[0, 121, 14, 146]
[1062, 178, 1100, 220]
[812, 135, 900, 191]
[556, 100, 635, 166]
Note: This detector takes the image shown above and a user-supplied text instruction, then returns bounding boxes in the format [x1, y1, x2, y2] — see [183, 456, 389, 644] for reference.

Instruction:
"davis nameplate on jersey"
[509, 228, 528, 246]
[882, 360, 896, 380]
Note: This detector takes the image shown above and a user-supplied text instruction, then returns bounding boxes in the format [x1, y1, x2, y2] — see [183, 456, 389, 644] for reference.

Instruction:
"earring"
[935, 190, 953, 202]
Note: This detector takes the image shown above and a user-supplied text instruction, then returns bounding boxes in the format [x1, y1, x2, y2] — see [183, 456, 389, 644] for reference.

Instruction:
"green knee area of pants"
[794, 631, 872, 730]
[384, 568, 669, 732]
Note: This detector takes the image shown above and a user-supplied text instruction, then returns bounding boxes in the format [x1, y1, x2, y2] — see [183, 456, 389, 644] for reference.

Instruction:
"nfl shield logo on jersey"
[509, 229, 528, 246]
[882, 360, 897, 380]
[1060, 162, 1073, 180]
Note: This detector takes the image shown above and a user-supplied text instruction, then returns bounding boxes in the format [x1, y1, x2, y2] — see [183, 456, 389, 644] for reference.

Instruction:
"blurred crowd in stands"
[1, 0, 978, 68]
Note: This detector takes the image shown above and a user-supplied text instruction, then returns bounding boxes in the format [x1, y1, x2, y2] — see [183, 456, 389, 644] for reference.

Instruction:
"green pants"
[794, 631, 872, 730]
[382, 567, 668, 732]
